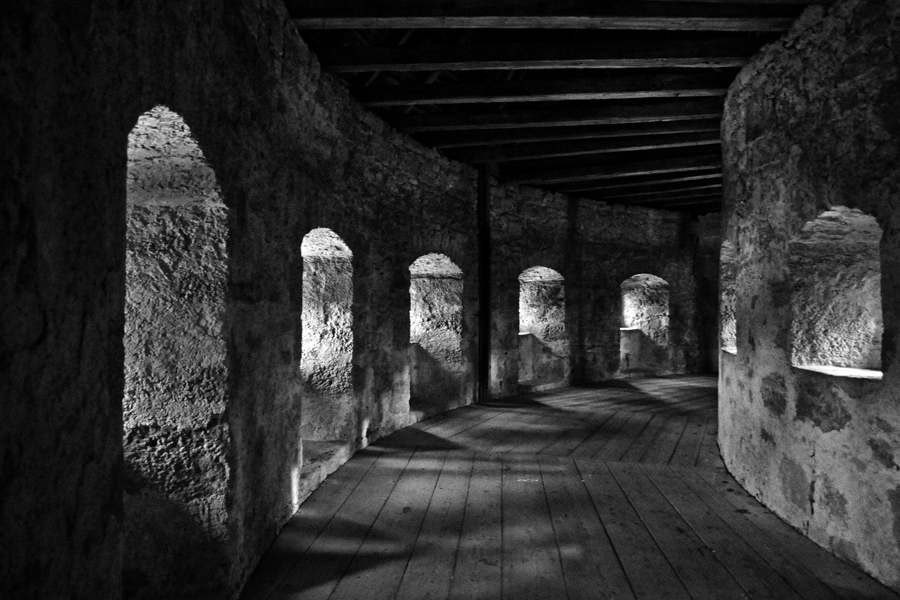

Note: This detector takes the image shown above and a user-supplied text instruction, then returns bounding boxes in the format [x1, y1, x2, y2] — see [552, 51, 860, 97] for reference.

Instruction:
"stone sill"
[722, 346, 737, 355]
[792, 364, 883, 380]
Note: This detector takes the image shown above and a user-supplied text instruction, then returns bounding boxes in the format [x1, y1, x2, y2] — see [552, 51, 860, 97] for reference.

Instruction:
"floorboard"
[501, 457, 568, 600]
[448, 456, 503, 600]
[539, 456, 636, 600]
[577, 458, 692, 600]
[241, 376, 899, 600]
[395, 453, 472, 600]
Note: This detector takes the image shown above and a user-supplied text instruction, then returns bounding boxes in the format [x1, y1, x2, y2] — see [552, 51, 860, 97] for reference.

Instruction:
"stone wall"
[409, 254, 468, 416]
[300, 229, 355, 444]
[518, 268, 568, 387]
[1, 0, 714, 598]
[489, 181, 705, 397]
[0, 0, 478, 597]
[620, 274, 670, 373]
[789, 207, 882, 370]
[124, 107, 231, 599]
[720, 241, 738, 353]
[720, 0, 900, 589]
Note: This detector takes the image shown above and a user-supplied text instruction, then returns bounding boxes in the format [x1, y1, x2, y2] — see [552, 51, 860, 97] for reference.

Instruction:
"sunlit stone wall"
[720, 242, 738, 353]
[789, 207, 882, 370]
[720, 0, 900, 589]
[619, 274, 670, 373]
[409, 254, 467, 415]
[518, 267, 567, 386]
[124, 106, 231, 599]
[300, 228, 355, 443]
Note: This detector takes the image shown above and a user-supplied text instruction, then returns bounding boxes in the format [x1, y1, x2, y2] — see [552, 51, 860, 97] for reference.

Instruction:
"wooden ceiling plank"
[446, 131, 720, 163]
[288, 0, 821, 16]
[295, 17, 794, 32]
[554, 170, 721, 194]
[590, 183, 722, 201]
[630, 194, 723, 208]
[395, 98, 723, 132]
[288, 0, 810, 30]
[357, 72, 734, 106]
[504, 153, 721, 185]
[626, 189, 722, 202]
[547, 167, 722, 191]
[319, 38, 763, 73]
[422, 119, 721, 148]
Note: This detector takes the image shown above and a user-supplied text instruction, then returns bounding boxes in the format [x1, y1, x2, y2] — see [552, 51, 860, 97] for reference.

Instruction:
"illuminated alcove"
[720, 242, 738, 354]
[789, 206, 882, 378]
[409, 253, 464, 416]
[300, 228, 355, 466]
[518, 266, 567, 388]
[619, 273, 670, 374]
[123, 106, 230, 599]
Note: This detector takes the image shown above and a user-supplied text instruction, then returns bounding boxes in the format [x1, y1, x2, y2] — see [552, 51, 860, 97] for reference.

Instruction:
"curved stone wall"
[0, 1, 716, 597]
[720, 0, 900, 589]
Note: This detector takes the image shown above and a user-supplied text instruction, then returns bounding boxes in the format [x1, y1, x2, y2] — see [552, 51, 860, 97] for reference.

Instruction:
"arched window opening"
[409, 254, 464, 417]
[721, 242, 738, 354]
[124, 106, 229, 599]
[790, 206, 882, 378]
[620, 274, 670, 374]
[300, 228, 355, 468]
[518, 266, 567, 389]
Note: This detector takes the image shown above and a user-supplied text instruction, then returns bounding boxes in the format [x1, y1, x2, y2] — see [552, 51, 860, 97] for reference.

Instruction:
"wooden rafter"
[421, 120, 721, 148]
[289, 0, 808, 32]
[554, 171, 721, 194]
[447, 132, 720, 163]
[588, 183, 723, 202]
[318, 37, 765, 73]
[504, 154, 721, 185]
[357, 72, 735, 106]
[395, 98, 724, 132]
[290, 0, 829, 211]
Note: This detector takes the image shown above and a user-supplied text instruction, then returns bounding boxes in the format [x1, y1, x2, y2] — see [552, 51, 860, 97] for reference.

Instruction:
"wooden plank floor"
[240, 376, 899, 600]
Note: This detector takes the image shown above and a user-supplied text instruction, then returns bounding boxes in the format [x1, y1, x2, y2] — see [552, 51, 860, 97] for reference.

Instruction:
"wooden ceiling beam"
[497, 143, 716, 174]
[294, 16, 794, 32]
[289, 0, 808, 32]
[554, 170, 721, 194]
[395, 98, 723, 132]
[504, 153, 721, 185]
[319, 38, 764, 73]
[446, 131, 720, 163]
[587, 183, 722, 202]
[630, 194, 722, 208]
[421, 119, 721, 148]
[357, 72, 734, 106]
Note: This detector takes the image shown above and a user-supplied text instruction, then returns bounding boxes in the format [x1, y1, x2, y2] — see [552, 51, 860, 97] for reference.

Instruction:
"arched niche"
[720, 242, 738, 354]
[619, 273, 670, 374]
[408, 253, 464, 416]
[518, 266, 567, 388]
[300, 228, 355, 458]
[123, 105, 230, 599]
[789, 206, 882, 377]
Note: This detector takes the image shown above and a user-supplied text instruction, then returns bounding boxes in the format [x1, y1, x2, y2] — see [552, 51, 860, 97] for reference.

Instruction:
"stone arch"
[300, 228, 355, 456]
[408, 253, 465, 417]
[518, 266, 567, 389]
[619, 273, 670, 374]
[789, 206, 882, 374]
[123, 105, 230, 599]
[720, 242, 738, 354]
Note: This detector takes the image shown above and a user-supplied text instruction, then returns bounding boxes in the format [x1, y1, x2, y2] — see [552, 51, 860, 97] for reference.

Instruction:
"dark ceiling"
[287, 0, 828, 213]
